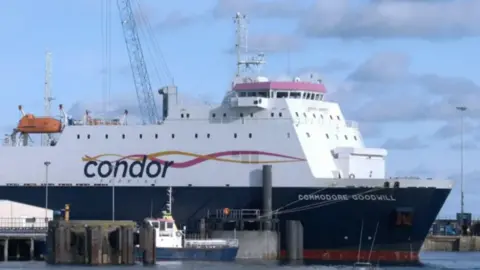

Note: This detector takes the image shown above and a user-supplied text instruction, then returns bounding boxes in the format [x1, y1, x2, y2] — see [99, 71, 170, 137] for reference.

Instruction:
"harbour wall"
[422, 236, 480, 252]
[211, 230, 278, 259]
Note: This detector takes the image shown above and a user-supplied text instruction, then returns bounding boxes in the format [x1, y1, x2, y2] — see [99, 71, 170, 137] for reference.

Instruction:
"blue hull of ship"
[0, 186, 451, 265]
[136, 247, 238, 262]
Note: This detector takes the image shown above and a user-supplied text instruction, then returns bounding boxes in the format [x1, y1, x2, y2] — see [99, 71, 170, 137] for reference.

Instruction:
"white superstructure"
[0, 13, 452, 191]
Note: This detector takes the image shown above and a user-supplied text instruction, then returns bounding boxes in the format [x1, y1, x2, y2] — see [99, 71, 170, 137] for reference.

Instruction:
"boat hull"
[135, 247, 238, 262]
[0, 185, 450, 265]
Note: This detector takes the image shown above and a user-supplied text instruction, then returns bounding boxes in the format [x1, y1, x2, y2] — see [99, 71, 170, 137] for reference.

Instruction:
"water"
[0, 252, 479, 270]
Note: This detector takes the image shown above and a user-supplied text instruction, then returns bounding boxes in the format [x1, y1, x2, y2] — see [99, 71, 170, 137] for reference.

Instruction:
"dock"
[422, 235, 480, 252]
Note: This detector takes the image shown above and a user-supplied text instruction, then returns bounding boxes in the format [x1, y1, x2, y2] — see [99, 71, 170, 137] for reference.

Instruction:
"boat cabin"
[230, 77, 327, 108]
[144, 216, 183, 248]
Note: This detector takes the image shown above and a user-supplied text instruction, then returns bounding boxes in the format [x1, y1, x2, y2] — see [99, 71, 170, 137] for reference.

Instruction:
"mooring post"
[3, 239, 8, 262]
[262, 165, 273, 231]
[30, 238, 34, 260]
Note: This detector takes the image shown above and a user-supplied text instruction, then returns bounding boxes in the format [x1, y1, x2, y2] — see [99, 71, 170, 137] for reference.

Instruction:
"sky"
[1, 0, 480, 217]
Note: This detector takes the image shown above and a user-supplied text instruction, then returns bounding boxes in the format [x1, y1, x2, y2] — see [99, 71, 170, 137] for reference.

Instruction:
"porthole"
[171, 134, 175, 139]
[122, 134, 125, 139]
[354, 136, 358, 141]
[207, 133, 211, 138]
[325, 134, 329, 139]
[248, 133, 252, 138]
[77, 134, 80, 139]
[271, 112, 274, 117]
[181, 114, 184, 118]
[139, 134, 143, 139]
[186, 113, 190, 118]
[195, 133, 198, 138]
[155, 133, 158, 139]
[306, 132, 310, 138]
[344, 135, 348, 140]
[223, 113, 227, 117]
[87, 134, 91, 139]
[212, 113, 216, 118]
[240, 113, 244, 117]
[279, 112, 283, 117]
[105, 134, 108, 139]
[234, 133, 237, 138]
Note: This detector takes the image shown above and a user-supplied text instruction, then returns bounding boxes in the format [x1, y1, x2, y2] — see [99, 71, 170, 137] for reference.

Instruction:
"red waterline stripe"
[280, 250, 419, 262]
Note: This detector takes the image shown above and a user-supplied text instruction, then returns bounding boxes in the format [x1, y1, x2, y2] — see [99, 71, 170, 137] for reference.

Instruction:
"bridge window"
[181, 113, 184, 118]
[239, 92, 246, 97]
[186, 113, 190, 118]
[249, 133, 252, 138]
[139, 134, 143, 139]
[122, 134, 125, 139]
[171, 134, 175, 139]
[223, 113, 227, 118]
[234, 133, 237, 138]
[207, 133, 210, 138]
[290, 92, 301, 99]
[247, 92, 257, 97]
[166, 222, 173, 229]
[87, 134, 91, 139]
[105, 134, 108, 139]
[271, 112, 274, 117]
[195, 133, 198, 138]
[77, 134, 80, 139]
[250, 113, 253, 117]
[258, 91, 268, 97]
[277, 92, 288, 98]
[279, 112, 283, 117]
[155, 133, 158, 139]
[212, 113, 216, 118]
[240, 113, 244, 117]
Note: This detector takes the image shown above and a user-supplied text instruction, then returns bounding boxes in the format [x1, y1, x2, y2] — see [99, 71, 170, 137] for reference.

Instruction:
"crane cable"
[101, 0, 112, 117]
[133, 0, 173, 86]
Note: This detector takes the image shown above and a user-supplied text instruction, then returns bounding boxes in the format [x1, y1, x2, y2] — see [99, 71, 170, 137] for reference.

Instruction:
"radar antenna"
[233, 12, 265, 80]
[43, 51, 54, 146]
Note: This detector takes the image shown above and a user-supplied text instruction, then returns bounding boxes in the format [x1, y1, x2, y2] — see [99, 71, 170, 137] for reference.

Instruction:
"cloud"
[297, 59, 351, 75]
[382, 136, 427, 150]
[434, 121, 476, 139]
[450, 141, 478, 151]
[330, 52, 480, 124]
[347, 52, 411, 83]
[212, 0, 308, 19]
[301, 0, 480, 40]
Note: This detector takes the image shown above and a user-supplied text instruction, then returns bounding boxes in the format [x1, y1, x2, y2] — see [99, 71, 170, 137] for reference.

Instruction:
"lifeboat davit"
[17, 114, 62, 134]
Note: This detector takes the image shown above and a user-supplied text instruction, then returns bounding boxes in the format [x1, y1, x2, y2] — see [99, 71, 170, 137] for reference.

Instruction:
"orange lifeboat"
[17, 114, 62, 134]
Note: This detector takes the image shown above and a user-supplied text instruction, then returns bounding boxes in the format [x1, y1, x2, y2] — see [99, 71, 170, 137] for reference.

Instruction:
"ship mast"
[233, 12, 265, 81]
[43, 51, 54, 146]
[166, 186, 173, 215]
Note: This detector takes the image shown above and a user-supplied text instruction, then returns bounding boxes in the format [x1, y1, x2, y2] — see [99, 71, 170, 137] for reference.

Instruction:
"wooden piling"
[140, 221, 156, 265]
[45, 220, 136, 265]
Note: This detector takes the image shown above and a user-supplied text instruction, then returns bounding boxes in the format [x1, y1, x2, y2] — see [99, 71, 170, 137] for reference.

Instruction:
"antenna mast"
[43, 51, 54, 146]
[166, 186, 173, 214]
[233, 12, 265, 80]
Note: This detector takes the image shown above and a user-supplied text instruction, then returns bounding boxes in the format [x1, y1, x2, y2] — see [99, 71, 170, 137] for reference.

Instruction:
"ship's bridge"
[230, 76, 326, 109]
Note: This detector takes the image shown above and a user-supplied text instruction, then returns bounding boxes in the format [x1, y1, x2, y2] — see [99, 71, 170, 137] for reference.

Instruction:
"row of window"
[181, 112, 342, 120]
[306, 132, 358, 141]
[76, 132, 358, 140]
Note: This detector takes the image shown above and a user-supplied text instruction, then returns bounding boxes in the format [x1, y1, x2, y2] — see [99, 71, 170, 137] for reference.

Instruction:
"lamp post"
[112, 178, 115, 221]
[456, 106, 467, 229]
[44, 161, 51, 222]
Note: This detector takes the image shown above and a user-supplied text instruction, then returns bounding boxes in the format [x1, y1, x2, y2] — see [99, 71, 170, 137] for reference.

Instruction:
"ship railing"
[208, 209, 261, 220]
[0, 217, 52, 233]
[184, 238, 239, 248]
